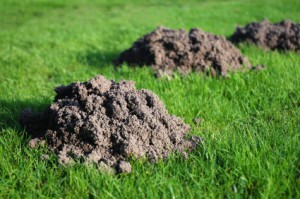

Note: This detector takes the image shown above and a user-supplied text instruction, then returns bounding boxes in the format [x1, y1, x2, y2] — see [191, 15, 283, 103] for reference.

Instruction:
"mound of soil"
[230, 19, 300, 52]
[20, 75, 200, 173]
[114, 26, 252, 77]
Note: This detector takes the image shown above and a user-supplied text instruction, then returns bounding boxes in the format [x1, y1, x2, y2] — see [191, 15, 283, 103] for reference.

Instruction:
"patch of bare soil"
[20, 75, 201, 173]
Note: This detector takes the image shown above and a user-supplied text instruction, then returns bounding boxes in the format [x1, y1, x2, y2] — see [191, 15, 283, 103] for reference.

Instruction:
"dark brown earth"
[230, 19, 300, 52]
[114, 26, 252, 77]
[20, 75, 201, 173]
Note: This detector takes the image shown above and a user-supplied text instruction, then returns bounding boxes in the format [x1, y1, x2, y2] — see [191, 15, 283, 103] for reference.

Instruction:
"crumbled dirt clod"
[20, 75, 200, 173]
[116, 160, 132, 173]
[41, 154, 49, 160]
[193, 117, 203, 125]
[114, 26, 252, 77]
[251, 64, 267, 71]
[230, 19, 300, 52]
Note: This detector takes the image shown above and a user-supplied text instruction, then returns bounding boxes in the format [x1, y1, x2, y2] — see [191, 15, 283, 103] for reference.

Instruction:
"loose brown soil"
[114, 26, 252, 77]
[230, 19, 300, 52]
[20, 75, 201, 173]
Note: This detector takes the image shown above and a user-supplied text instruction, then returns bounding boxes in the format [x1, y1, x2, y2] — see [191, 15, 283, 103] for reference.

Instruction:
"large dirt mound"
[114, 26, 252, 77]
[20, 75, 200, 173]
[230, 19, 300, 52]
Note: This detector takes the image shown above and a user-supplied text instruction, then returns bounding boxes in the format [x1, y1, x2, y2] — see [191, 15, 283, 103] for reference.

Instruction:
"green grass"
[1, 0, 300, 198]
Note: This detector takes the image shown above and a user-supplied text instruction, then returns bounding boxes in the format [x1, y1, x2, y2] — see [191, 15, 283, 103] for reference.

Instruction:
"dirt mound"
[230, 19, 300, 52]
[20, 75, 200, 173]
[114, 26, 252, 77]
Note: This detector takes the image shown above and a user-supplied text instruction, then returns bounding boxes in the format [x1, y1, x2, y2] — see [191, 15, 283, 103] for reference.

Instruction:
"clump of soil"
[20, 75, 200, 173]
[230, 19, 300, 52]
[114, 26, 252, 77]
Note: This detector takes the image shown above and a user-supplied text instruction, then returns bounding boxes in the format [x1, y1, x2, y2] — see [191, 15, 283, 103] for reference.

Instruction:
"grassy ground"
[1, 0, 300, 198]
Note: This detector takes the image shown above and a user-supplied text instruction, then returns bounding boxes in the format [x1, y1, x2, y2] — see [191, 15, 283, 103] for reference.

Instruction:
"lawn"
[0, 0, 300, 198]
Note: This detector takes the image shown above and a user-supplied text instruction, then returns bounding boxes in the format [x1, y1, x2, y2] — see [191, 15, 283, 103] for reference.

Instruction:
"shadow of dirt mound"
[0, 99, 49, 131]
[77, 50, 119, 68]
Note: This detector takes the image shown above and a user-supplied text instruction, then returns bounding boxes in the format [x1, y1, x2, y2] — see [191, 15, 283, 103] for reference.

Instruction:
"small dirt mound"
[20, 75, 201, 173]
[230, 19, 300, 52]
[114, 26, 252, 77]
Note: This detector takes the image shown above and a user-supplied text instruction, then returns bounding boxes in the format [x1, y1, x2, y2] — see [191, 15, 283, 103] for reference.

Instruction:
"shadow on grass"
[77, 50, 120, 68]
[0, 98, 49, 131]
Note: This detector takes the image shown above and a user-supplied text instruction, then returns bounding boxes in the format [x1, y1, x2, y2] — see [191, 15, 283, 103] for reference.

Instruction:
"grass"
[1, 0, 300, 198]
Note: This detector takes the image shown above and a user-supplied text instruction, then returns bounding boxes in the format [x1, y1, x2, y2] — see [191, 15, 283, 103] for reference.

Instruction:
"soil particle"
[20, 75, 200, 173]
[251, 64, 267, 71]
[114, 26, 252, 77]
[193, 117, 203, 125]
[41, 154, 49, 160]
[116, 160, 132, 173]
[230, 19, 300, 52]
